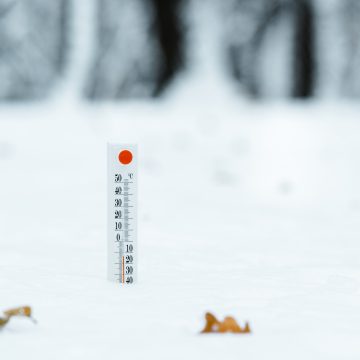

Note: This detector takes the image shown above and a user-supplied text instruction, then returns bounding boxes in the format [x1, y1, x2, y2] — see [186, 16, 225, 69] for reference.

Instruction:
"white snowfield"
[1, 96, 360, 359]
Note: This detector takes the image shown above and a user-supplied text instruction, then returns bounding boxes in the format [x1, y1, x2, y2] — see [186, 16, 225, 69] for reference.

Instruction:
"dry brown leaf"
[0, 306, 36, 329]
[200, 312, 251, 334]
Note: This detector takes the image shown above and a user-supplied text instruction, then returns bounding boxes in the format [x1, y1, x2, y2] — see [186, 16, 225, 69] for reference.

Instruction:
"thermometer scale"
[107, 144, 137, 284]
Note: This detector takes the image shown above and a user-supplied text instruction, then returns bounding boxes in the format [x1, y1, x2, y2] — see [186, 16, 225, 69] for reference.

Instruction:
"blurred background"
[1, 0, 360, 100]
[1, 1, 360, 358]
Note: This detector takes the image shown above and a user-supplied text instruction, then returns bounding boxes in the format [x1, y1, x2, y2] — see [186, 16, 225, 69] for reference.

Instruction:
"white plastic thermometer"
[107, 144, 137, 284]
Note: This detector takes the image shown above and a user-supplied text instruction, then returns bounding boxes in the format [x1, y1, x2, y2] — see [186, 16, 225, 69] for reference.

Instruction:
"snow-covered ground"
[1, 97, 360, 359]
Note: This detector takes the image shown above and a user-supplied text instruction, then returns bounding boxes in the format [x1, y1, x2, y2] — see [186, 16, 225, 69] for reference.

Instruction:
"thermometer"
[107, 144, 137, 284]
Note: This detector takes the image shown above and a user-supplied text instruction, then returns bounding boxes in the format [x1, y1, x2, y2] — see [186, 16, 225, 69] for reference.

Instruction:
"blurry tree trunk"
[151, 0, 185, 96]
[312, 0, 346, 97]
[340, 0, 360, 97]
[0, 0, 69, 100]
[224, 0, 314, 99]
[312, 0, 360, 98]
[85, 0, 159, 99]
[293, 0, 314, 97]
[57, 0, 70, 73]
[86, 0, 185, 99]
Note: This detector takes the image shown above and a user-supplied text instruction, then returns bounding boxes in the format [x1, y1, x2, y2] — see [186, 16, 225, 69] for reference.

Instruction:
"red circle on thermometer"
[118, 150, 133, 165]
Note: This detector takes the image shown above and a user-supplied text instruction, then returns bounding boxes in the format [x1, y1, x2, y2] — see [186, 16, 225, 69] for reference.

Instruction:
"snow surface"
[1, 1, 360, 358]
[1, 95, 360, 360]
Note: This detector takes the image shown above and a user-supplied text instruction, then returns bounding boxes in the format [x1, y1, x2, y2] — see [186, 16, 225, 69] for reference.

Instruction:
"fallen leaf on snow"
[200, 312, 251, 334]
[0, 306, 36, 329]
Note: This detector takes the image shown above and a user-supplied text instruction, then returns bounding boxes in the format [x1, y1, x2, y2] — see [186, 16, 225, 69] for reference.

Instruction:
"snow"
[1, 1, 360, 358]
[1, 96, 360, 359]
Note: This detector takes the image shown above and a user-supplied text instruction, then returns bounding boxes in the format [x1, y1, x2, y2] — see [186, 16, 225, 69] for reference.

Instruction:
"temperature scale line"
[122, 256, 124, 284]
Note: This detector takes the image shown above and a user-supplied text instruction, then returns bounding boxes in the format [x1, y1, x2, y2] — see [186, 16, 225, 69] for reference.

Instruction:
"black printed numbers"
[125, 266, 133, 275]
